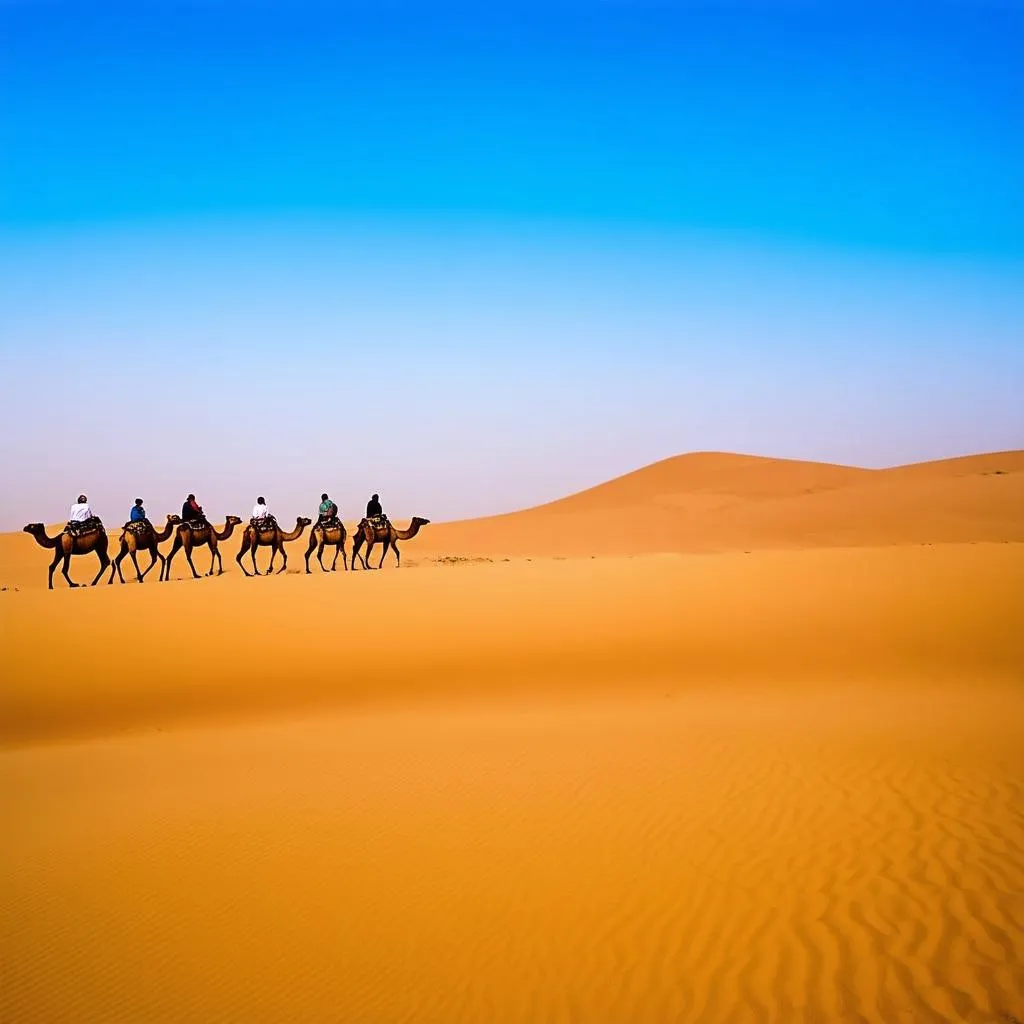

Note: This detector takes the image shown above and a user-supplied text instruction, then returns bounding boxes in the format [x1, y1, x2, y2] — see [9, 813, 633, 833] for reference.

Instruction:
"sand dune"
[2, 451, 1023, 1022]
[417, 450, 1024, 558]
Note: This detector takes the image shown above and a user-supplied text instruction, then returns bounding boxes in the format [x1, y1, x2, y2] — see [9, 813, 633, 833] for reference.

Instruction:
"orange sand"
[2, 452, 1023, 1022]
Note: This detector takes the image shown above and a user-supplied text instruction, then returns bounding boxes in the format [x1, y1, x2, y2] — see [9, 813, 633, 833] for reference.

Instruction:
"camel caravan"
[23, 492, 430, 589]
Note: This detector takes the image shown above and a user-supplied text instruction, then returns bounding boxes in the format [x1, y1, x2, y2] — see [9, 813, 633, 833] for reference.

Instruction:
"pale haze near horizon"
[2, 219, 1022, 532]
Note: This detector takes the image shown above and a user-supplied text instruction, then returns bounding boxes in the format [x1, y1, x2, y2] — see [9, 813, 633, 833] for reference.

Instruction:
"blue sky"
[1, 0, 1022, 528]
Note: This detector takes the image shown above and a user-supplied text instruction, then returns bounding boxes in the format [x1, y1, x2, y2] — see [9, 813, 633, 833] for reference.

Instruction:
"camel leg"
[183, 539, 201, 580]
[207, 539, 219, 576]
[304, 535, 316, 574]
[90, 549, 110, 587]
[128, 549, 143, 583]
[253, 542, 263, 576]
[140, 548, 161, 580]
[162, 538, 181, 581]
[353, 537, 368, 570]
[276, 541, 288, 575]
[319, 537, 329, 572]
[377, 539, 389, 569]
[61, 551, 79, 588]
[47, 550, 63, 589]
[391, 540, 401, 568]
[108, 545, 126, 584]
[236, 537, 254, 578]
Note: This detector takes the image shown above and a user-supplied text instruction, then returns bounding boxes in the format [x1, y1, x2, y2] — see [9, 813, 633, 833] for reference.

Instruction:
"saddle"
[123, 519, 152, 536]
[318, 516, 341, 531]
[364, 514, 390, 536]
[65, 517, 103, 537]
[181, 519, 209, 532]
[250, 515, 278, 534]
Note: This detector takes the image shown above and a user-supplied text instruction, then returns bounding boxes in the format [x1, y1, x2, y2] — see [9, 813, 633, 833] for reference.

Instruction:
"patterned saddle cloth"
[181, 519, 210, 532]
[65, 517, 103, 537]
[123, 519, 152, 536]
[318, 516, 342, 531]
[250, 516, 278, 533]
[364, 515, 390, 535]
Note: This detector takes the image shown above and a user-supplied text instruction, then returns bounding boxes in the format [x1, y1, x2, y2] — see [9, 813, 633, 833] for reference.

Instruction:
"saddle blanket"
[123, 519, 152, 536]
[65, 517, 103, 537]
[367, 515, 390, 531]
[250, 516, 278, 532]
[181, 519, 210, 532]
[318, 516, 342, 531]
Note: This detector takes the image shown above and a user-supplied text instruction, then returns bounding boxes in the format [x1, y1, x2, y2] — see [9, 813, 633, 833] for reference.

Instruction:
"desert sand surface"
[2, 451, 1023, 1023]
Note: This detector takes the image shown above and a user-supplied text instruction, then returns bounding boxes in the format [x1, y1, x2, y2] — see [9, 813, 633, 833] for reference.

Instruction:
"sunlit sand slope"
[2, 544, 1021, 745]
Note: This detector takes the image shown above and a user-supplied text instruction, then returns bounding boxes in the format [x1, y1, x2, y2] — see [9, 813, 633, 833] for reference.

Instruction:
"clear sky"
[1, 0, 1022, 529]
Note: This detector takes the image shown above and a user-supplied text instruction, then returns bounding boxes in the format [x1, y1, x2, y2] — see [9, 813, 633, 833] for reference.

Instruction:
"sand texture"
[2, 452, 1023, 1022]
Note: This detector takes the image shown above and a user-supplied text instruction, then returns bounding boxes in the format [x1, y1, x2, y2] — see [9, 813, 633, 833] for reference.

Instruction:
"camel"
[160, 516, 243, 581]
[350, 516, 430, 570]
[23, 521, 111, 589]
[304, 519, 348, 574]
[107, 514, 181, 585]
[236, 517, 312, 577]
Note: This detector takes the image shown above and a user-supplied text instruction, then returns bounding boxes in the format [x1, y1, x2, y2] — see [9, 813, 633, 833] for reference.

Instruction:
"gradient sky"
[1, 0, 1022, 530]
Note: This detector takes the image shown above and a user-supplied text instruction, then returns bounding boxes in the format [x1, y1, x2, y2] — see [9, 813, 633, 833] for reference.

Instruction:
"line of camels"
[22, 512, 431, 589]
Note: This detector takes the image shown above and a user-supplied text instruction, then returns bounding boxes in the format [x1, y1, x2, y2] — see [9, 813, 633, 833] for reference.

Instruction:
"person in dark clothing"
[129, 498, 148, 524]
[181, 493, 206, 525]
[365, 493, 383, 520]
[317, 493, 338, 525]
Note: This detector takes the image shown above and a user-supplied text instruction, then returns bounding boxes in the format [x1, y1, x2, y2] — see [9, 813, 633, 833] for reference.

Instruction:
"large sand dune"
[2, 451, 1023, 1022]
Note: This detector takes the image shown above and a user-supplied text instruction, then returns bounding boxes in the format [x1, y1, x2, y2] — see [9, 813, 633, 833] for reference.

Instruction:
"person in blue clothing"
[130, 498, 148, 524]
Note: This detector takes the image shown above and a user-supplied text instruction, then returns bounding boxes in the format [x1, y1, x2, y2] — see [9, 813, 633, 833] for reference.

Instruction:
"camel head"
[167, 514, 182, 524]
[225, 515, 243, 526]
[411, 517, 431, 527]
[296, 517, 313, 527]
[23, 523, 45, 534]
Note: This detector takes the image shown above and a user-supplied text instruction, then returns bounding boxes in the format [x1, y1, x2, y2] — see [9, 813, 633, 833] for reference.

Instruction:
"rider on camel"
[318, 493, 338, 525]
[67, 494, 99, 534]
[181, 493, 206, 526]
[251, 496, 274, 527]
[366, 493, 384, 522]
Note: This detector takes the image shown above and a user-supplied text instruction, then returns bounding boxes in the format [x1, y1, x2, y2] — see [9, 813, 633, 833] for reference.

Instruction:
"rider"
[318, 493, 338, 525]
[251, 496, 273, 524]
[181, 493, 206, 525]
[68, 494, 94, 524]
[129, 498, 148, 524]
[365, 493, 384, 521]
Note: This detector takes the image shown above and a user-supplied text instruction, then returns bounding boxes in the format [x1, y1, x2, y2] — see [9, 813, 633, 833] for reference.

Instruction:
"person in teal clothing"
[129, 498, 148, 523]
[317, 492, 338, 525]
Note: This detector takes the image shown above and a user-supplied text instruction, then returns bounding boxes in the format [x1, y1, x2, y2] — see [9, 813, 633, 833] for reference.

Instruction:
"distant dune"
[2, 450, 1022, 1022]
[417, 449, 1024, 558]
